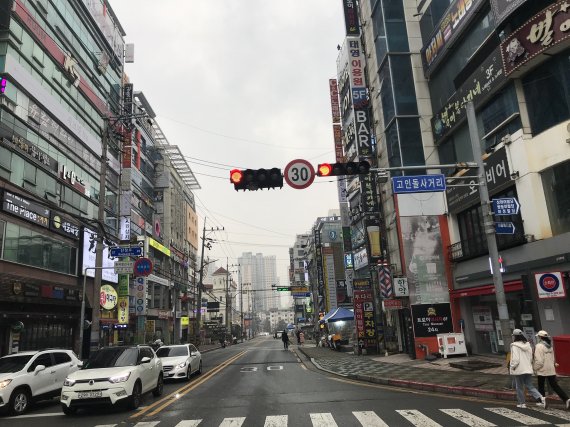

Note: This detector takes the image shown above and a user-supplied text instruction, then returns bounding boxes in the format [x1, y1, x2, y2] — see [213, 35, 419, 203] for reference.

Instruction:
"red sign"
[501, 0, 570, 76]
[353, 290, 376, 347]
[329, 79, 340, 123]
[383, 299, 403, 309]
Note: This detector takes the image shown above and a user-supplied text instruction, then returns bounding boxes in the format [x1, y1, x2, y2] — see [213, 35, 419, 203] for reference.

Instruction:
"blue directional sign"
[495, 222, 516, 235]
[392, 174, 446, 194]
[291, 292, 311, 298]
[110, 246, 142, 258]
[492, 197, 520, 216]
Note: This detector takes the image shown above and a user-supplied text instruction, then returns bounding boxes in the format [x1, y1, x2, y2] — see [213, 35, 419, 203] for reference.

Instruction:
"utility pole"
[195, 219, 207, 346]
[466, 101, 512, 353]
[225, 258, 230, 342]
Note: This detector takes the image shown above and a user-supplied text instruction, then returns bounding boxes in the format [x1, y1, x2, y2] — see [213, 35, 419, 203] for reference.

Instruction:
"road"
[3, 336, 570, 426]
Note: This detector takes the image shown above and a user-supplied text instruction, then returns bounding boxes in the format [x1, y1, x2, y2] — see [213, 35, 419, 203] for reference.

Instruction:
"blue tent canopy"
[320, 307, 354, 323]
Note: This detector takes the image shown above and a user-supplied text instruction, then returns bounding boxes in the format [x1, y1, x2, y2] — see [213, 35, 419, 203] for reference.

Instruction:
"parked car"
[156, 344, 202, 381]
[60, 345, 163, 415]
[0, 349, 82, 415]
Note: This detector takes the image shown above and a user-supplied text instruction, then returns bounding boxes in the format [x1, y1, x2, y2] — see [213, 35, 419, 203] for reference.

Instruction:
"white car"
[0, 349, 81, 415]
[60, 345, 163, 414]
[156, 344, 202, 381]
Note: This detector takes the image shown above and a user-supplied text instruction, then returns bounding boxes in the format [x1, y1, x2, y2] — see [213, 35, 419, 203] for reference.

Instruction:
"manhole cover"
[449, 360, 501, 371]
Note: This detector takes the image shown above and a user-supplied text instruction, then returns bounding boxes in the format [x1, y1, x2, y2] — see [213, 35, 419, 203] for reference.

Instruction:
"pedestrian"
[510, 328, 547, 409]
[534, 330, 570, 410]
[296, 329, 301, 345]
[281, 330, 290, 350]
[503, 350, 515, 390]
[299, 331, 305, 345]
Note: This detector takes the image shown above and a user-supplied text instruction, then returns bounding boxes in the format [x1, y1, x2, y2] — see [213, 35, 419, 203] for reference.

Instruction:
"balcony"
[448, 222, 527, 262]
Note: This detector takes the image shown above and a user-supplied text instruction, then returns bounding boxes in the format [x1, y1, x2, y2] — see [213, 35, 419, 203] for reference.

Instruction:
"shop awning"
[321, 307, 354, 323]
[450, 280, 523, 299]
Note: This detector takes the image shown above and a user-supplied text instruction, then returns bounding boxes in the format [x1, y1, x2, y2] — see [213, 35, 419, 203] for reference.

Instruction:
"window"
[391, 56, 418, 115]
[522, 49, 570, 135]
[542, 160, 570, 235]
[28, 353, 53, 371]
[53, 352, 72, 365]
[139, 347, 154, 361]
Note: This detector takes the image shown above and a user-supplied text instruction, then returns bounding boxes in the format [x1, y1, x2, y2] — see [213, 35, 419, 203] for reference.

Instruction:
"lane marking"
[174, 421, 202, 427]
[485, 407, 547, 425]
[396, 409, 443, 427]
[353, 410, 389, 426]
[267, 366, 283, 371]
[440, 409, 496, 426]
[134, 423, 159, 427]
[135, 350, 247, 418]
[219, 417, 245, 426]
[264, 415, 288, 427]
[310, 412, 338, 427]
[3, 412, 62, 419]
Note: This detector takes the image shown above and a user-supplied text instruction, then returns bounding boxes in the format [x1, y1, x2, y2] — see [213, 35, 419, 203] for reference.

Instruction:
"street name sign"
[492, 197, 520, 215]
[114, 260, 134, 274]
[292, 292, 311, 297]
[392, 174, 446, 194]
[495, 222, 516, 234]
[110, 246, 142, 258]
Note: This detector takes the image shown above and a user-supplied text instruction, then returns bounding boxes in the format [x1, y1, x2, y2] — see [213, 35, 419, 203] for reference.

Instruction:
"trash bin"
[553, 335, 570, 376]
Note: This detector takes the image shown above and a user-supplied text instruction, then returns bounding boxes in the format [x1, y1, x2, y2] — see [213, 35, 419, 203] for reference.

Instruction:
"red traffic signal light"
[316, 161, 371, 177]
[230, 169, 243, 184]
[229, 168, 283, 191]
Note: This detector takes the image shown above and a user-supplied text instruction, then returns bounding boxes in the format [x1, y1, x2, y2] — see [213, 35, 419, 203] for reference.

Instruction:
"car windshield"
[156, 346, 188, 357]
[83, 348, 138, 369]
[0, 355, 33, 373]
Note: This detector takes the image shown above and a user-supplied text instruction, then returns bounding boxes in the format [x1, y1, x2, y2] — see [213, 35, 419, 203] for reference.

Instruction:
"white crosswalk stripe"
[135, 423, 160, 427]
[396, 409, 443, 427]
[353, 410, 390, 426]
[264, 415, 288, 427]
[533, 407, 570, 422]
[218, 418, 245, 427]
[486, 407, 549, 425]
[174, 421, 202, 427]
[310, 412, 338, 427]
[440, 409, 496, 426]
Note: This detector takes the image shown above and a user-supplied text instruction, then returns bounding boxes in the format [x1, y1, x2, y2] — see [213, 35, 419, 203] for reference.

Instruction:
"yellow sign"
[117, 296, 129, 324]
[145, 320, 155, 334]
[149, 237, 171, 257]
[181, 316, 189, 326]
[100, 285, 118, 310]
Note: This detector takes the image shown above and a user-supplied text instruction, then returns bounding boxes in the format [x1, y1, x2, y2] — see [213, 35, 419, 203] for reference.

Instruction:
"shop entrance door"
[399, 308, 415, 359]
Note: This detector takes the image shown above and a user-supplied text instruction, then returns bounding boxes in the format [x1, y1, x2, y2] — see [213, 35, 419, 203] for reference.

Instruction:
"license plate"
[77, 391, 103, 399]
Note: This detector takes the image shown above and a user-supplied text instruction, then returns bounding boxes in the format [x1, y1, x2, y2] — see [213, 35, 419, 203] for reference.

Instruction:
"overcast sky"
[110, 1, 346, 286]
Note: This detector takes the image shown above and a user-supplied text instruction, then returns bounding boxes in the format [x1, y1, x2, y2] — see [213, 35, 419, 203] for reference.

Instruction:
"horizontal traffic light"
[229, 168, 283, 191]
[316, 160, 371, 177]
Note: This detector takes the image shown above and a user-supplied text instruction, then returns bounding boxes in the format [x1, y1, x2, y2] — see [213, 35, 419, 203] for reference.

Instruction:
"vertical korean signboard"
[354, 289, 376, 348]
[117, 274, 129, 324]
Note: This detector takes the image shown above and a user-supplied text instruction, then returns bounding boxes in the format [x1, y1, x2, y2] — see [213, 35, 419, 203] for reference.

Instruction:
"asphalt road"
[3, 337, 570, 426]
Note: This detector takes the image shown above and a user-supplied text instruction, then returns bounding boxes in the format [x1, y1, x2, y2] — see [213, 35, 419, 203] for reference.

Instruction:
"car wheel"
[61, 404, 77, 416]
[129, 381, 142, 410]
[9, 388, 31, 416]
[186, 366, 192, 381]
[197, 360, 202, 375]
[152, 374, 163, 397]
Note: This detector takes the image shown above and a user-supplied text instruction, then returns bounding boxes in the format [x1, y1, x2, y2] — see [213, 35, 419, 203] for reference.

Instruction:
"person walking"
[534, 330, 570, 410]
[281, 330, 290, 350]
[510, 329, 547, 409]
[299, 331, 305, 345]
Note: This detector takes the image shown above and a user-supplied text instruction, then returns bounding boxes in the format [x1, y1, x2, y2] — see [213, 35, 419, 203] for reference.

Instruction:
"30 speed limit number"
[284, 159, 315, 190]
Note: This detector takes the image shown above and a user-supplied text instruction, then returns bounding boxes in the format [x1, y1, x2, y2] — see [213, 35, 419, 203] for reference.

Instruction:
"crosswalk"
[92, 406, 570, 427]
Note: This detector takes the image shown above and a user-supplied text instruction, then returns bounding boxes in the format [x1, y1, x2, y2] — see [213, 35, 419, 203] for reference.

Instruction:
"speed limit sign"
[284, 159, 315, 189]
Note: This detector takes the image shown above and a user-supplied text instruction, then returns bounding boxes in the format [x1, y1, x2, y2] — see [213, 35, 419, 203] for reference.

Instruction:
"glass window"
[385, 0, 409, 52]
[522, 50, 570, 135]
[28, 353, 53, 372]
[398, 118, 424, 166]
[542, 160, 570, 235]
[391, 56, 418, 115]
[385, 121, 402, 169]
[53, 352, 72, 365]
[379, 62, 395, 125]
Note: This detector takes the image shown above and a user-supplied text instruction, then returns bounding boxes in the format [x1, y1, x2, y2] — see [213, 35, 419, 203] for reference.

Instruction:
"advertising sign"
[383, 299, 403, 310]
[329, 79, 341, 123]
[501, 0, 570, 77]
[535, 272, 567, 299]
[50, 213, 80, 239]
[0, 134, 58, 173]
[323, 248, 338, 310]
[421, 0, 486, 75]
[2, 190, 50, 228]
[353, 247, 369, 270]
[354, 289, 376, 347]
[100, 284, 118, 310]
[431, 48, 506, 143]
[472, 306, 494, 331]
[342, 0, 360, 36]
[82, 228, 118, 283]
[394, 277, 409, 297]
[446, 147, 512, 213]
[411, 303, 453, 337]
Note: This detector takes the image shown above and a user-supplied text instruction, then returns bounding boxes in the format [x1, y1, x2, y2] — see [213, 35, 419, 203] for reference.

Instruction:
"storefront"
[451, 280, 531, 354]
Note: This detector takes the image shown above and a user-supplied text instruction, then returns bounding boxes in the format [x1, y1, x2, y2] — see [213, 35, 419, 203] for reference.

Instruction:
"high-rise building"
[238, 252, 278, 313]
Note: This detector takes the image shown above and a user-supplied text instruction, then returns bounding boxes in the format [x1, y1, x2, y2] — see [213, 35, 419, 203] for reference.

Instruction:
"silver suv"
[0, 349, 81, 415]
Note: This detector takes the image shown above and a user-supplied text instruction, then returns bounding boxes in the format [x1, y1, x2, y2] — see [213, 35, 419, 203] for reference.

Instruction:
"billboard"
[82, 228, 118, 283]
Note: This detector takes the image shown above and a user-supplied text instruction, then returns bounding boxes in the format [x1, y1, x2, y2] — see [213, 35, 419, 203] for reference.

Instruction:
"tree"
[276, 320, 287, 332]
[262, 319, 271, 333]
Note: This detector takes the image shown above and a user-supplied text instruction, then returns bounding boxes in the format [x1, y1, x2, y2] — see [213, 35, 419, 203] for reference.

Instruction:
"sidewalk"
[294, 345, 570, 407]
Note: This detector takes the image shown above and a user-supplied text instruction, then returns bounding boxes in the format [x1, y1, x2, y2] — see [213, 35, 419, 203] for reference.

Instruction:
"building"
[289, 233, 311, 324]
[238, 252, 278, 313]
[0, 0, 125, 355]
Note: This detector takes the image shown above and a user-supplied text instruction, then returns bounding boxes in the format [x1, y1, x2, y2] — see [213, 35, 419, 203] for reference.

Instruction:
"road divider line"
[131, 350, 247, 419]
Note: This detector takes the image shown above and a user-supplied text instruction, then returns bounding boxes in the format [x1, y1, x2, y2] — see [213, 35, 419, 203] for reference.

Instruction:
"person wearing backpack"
[534, 330, 570, 410]
[510, 328, 547, 409]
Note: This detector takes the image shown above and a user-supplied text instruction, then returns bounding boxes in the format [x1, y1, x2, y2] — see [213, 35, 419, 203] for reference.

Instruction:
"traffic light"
[229, 168, 283, 191]
[316, 160, 371, 177]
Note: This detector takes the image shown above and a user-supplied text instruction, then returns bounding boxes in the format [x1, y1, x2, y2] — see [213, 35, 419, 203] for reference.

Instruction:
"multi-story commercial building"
[0, 0, 125, 355]
[289, 234, 311, 324]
